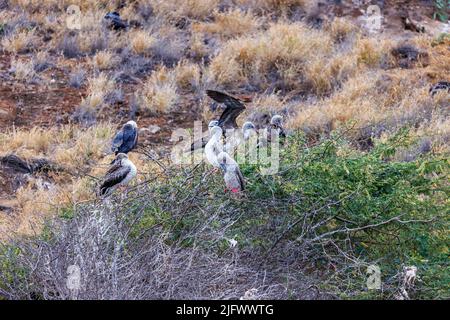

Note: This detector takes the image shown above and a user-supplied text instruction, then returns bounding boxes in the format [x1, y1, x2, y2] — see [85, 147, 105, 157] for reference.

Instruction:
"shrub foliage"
[1, 129, 448, 299]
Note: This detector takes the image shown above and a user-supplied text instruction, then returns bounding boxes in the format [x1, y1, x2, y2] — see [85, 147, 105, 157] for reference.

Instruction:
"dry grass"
[326, 17, 358, 43]
[0, 124, 114, 166]
[91, 50, 116, 70]
[0, 123, 116, 238]
[82, 73, 116, 110]
[11, 183, 58, 236]
[188, 33, 210, 61]
[287, 66, 449, 154]
[142, 65, 179, 113]
[193, 8, 262, 38]
[9, 58, 36, 81]
[355, 36, 394, 68]
[0, 0, 449, 287]
[208, 22, 336, 90]
[0, 123, 120, 238]
[9, 0, 111, 12]
[151, 0, 220, 19]
[236, 0, 306, 13]
[173, 59, 201, 90]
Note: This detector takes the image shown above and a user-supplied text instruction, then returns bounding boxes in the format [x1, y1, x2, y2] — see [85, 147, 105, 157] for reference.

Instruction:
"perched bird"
[238, 121, 259, 163]
[242, 121, 257, 141]
[217, 152, 245, 193]
[104, 12, 128, 31]
[111, 120, 138, 155]
[206, 90, 246, 130]
[429, 81, 450, 97]
[190, 120, 219, 152]
[224, 121, 256, 155]
[205, 126, 223, 168]
[209, 120, 220, 130]
[99, 153, 137, 197]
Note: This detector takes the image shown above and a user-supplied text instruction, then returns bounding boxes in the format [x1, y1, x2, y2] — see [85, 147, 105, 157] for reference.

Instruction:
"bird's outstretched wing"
[111, 129, 124, 154]
[111, 124, 138, 155]
[99, 164, 131, 196]
[206, 90, 246, 128]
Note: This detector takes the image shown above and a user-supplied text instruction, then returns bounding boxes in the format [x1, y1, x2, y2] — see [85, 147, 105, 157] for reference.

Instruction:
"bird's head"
[210, 125, 223, 137]
[270, 115, 283, 126]
[114, 153, 128, 164]
[217, 152, 235, 171]
[126, 120, 138, 128]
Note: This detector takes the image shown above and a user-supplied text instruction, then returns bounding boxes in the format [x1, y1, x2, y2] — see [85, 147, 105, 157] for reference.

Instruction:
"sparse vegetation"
[9, 58, 36, 81]
[433, 0, 449, 22]
[1, 130, 448, 299]
[1, 28, 36, 53]
[129, 30, 156, 55]
[141, 65, 179, 113]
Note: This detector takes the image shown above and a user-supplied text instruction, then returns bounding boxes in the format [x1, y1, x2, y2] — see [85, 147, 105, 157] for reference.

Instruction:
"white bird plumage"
[224, 121, 257, 156]
[111, 120, 138, 155]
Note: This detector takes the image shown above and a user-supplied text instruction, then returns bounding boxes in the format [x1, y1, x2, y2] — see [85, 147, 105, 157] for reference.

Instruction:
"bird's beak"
[110, 158, 117, 165]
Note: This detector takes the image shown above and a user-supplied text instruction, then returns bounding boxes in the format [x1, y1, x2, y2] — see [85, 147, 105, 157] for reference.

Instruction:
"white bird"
[238, 121, 259, 164]
[111, 120, 138, 155]
[217, 151, 245, 193]
[270, 115, 285, 137]
[205, 126, 223, 168]
[99, 153, 137, 197]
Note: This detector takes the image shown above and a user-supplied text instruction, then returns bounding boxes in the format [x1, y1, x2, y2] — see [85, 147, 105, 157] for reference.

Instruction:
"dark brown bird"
[429, 81, 450, 97]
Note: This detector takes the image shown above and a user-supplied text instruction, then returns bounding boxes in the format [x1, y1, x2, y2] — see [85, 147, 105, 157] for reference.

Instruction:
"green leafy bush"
[433, 0, 450, 22]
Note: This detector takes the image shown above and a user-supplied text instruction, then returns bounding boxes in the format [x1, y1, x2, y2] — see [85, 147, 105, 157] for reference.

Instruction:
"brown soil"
[0, 0, 445, 133]
[0, 0, 448, 213]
